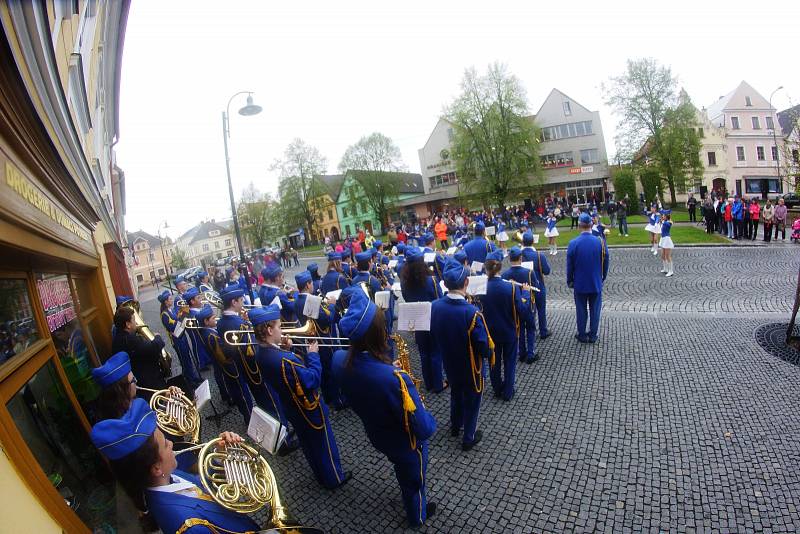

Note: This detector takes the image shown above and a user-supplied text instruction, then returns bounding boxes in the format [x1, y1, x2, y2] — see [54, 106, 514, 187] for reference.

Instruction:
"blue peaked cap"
[91, 398, 157, 460]
[91, 351, 131, 388]
[338, 289, 377, 342]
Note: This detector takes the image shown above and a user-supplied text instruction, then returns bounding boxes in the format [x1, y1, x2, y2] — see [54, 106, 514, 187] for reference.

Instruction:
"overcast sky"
[116, 0, 799, 239]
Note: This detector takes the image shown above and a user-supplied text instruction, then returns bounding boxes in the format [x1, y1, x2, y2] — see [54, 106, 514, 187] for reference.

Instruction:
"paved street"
[138, 246, 800, 533]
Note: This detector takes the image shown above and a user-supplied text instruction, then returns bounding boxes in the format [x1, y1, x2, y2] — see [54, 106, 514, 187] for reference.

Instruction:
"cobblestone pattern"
[135, 247, 800, 533]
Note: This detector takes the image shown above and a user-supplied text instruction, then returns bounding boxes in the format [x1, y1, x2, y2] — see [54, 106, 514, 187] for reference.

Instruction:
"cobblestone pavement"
[138, 247, 800, 533]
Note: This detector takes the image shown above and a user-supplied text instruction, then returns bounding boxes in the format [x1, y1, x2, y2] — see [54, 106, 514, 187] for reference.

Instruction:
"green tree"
[272, 139, 328, 241]
[611, 168, 637, 214]
[237, 183, 283, 248]
[778, 105, 800, 191]
[170, 247, 189, 270]
[446, 63, 541, 208]
[603, 58, 700, 207]
[639, 168, 663, 205]
[338, 133, 406, 233]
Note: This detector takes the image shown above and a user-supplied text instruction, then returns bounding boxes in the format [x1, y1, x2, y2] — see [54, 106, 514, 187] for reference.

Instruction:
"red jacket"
[724, 204, 732, 222]
[749, 203, 760, 220]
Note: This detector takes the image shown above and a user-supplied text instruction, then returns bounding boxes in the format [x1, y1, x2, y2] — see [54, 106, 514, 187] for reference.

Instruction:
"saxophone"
[391, 333, 424, 401]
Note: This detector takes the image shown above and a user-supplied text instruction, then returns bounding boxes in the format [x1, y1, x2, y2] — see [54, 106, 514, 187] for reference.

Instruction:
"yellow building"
[309, 174, 344, 242]
[0, 1, 134, 532]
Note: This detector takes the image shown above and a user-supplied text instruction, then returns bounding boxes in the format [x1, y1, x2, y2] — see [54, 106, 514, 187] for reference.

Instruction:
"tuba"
[120, 300, 172, 378]
[392, 334, 424, 401]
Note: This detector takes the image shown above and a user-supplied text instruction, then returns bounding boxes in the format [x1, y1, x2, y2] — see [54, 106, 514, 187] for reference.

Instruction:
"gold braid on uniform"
[282, 357, 325, 430]
[467, 311, 495, 393]
[177, 518, 256, 534]
[394, 370, 419, 450]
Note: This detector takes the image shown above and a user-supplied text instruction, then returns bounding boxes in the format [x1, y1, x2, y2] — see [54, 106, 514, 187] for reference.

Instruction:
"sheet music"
[533, 233, 540, 244]
[252, 297, 262, 307]
[424, 252, 436, 264]
[247, 406, 286, 455]
[388, 259, 398, 269]
[470, 261, 483, 274]
[467, 275, 488, 296]
[374, 290, 391, 309]
[194, 380, 211, 410]
[521, 261, 534, 271]
[391, 281, 401, 292]
[439, 280, 449, 294]
[302, 294, 322, 319]
[325, 289, 342, 301]
[446, 246, 457, 255]
[270, 294, 282, 309]
[174, 318, 186, 338]
[485, 226, 496, 236]
[396, 302, 432, 331]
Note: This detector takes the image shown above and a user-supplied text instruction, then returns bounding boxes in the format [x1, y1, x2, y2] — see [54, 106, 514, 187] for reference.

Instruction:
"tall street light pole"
[157, 220, 170, 290]
[222, 91, 262, 300]
[769, 86, 784, 193]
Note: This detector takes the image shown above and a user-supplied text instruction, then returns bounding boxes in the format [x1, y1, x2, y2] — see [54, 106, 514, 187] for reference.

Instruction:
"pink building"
[707, 81, 785, 199]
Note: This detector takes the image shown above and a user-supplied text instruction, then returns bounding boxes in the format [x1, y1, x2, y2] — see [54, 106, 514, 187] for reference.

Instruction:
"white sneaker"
[652, 249, 658, 255]
[660, 267, 667, 273]
[666, 271, 674, 277]
[625, 234, 629, 237]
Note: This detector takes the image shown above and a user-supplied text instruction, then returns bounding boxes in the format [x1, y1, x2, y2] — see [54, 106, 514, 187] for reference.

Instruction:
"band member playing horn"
[401, 247, 447, 393]
[393, 243, 407, 275]
[112, 306, 167, 400]
[250, 305, 351, 489]
[307, 263, 322, 295]
[90, 399, 261, 534]
[321, 252, 350, 294]
[332, 289, 437, 527]
[502, 246, 538, 363]
[352, 251, 386, 294]
[217, 287, 296, 445]
[339, 250, 355, 280]
[520, 230, 552, 339]
[196, 270, 213, 293]
[293, 271, 346, 410]
[479, 250, 533, 402]
[463, 222, 496, 274]
[195, 304, 252, 423]
[159, 290, 201, 387]
[259, 263, 297, 322]
[184, 287, 215, 371]
[431, 259, 494, 451]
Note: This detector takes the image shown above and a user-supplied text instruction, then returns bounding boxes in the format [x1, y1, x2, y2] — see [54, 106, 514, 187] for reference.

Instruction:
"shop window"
[7, 359, 127, 531]
[0, 279, 41, 365]
[34, 274, 99, 413]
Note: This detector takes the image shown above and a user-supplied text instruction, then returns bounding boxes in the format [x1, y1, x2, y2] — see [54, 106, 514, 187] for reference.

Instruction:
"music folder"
[247, 406, 287, 455]
[194, 379, 211, 410]
[396, 302, 432, 331]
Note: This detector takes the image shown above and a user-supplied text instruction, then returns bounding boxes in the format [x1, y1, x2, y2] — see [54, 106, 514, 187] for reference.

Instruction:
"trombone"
[223, 326, 350, 348]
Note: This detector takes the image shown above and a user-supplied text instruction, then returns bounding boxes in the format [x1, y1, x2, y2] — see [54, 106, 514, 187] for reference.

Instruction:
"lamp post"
[769, 86, 784, 193]
[157, 220, 170, 290]
[222, 91, 262, 300]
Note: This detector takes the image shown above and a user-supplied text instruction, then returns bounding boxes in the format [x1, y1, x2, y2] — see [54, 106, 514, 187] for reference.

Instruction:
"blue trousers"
[174, 335, 201, 387]
[415, 331, 444, 391]
[536, 289, 549, 336]
[319, 347, 345, 409]
[518, 318, 536, 360]
[490, 340, 519, 400]
[219, 363, 253, 424]
[210, 360, 231, 403]
[450, 381, 483, 445]
[389, 442, 429, 526]
[288, 402, 346, 489]
[574, 291, 603, 341]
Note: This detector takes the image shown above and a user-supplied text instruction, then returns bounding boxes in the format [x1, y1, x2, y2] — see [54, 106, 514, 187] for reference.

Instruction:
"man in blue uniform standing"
[321, 252, 350, 294]
[501, 246, 537, 363]
[431, 259, 494, 451]
[463, 222, 496, 273]
[352, 251, 385, 295]
[566, 213, 610, 343]
[258, 263, 297, 322]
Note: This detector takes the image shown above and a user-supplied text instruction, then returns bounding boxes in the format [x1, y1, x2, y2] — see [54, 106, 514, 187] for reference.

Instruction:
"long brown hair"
[346, 310, 391, 367]
[400, 261, 430, 291]
[109, 433, 160, 512]
[253, 322, 271, 344]
[485, 259, 503, 277]
[95, 377, 132, 422]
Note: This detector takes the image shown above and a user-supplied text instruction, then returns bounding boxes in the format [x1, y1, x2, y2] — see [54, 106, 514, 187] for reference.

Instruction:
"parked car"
[782, 192, 800, 209]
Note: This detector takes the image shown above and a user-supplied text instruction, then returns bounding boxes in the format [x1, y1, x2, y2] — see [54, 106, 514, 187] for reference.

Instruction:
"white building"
[176, 219, 238, 267]
[706, 81, 784, 198]
[128, 231, 173, 287]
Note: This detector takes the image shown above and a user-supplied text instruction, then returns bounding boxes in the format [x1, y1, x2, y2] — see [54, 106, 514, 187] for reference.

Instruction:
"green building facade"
[335, 171, 423, 238]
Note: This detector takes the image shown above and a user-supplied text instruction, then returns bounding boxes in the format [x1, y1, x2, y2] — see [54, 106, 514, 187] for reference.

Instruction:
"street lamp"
[222, 91, 262, 300]
[769, 86, 784, 193]
[156, 220, 170, 291]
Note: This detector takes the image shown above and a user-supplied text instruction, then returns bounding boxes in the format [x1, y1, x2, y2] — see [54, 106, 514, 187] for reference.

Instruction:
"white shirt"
[149, 473, 197, 495]
[446, 293, 466, 300]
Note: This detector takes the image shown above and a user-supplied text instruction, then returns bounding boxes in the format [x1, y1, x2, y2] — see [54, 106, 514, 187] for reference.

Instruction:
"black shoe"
[518, 354, 527, 362]
[450, 427, 460, 437]
[575, 334, 589, 343]
[426, 502, 437, 519]
[540, 331, 551, 339]
[433, 381, 449, 394]
[462, 430, 483, 451]
[277, 439, 300, 456]
[493, 390, 503, 398]
[531, 352, 540, 362]
[587, 337, 598, 344]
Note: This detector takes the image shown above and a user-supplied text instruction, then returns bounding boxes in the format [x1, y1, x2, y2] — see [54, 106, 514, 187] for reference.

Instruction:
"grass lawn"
[555, 209, 690, 227]
[547, 225, 728, 246]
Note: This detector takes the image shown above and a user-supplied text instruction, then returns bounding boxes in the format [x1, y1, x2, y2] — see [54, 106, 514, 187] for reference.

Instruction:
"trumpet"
[223, 324, 350, 348]
[137, 386, 200, 443]
[201, 290, 223, 308]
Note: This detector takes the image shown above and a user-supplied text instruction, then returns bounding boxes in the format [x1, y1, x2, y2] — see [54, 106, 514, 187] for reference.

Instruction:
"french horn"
[137, 386, 200, 443]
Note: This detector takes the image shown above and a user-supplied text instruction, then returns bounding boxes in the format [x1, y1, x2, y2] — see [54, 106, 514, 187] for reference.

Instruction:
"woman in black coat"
[111, 306, 167, 399]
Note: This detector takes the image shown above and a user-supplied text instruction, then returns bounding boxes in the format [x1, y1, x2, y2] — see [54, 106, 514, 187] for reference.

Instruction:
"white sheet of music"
[374, 290, 391, 309]
[521, 261, 534, 271]
[396, 302, 432, 331]
[446, 246, 457, 255]
[424, 252, 436, 264]
[325, 289, 342, 301]
[194, 379, 211, 410]
[174, 318, 186, 338]
[467, 275, 488, 296]
[439, 280, 449, 294]
[485, 225, 496, 236]
[391, 281, 401, 292]
[470, 261, 483, 274]
[270, 294, 282, 309]
[388, 259, 398, 269]
[533, 233, 540, 244]
[247, 406, 286, 455]
[253, 297, 262, 306]
[302, 294, 322, 319]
